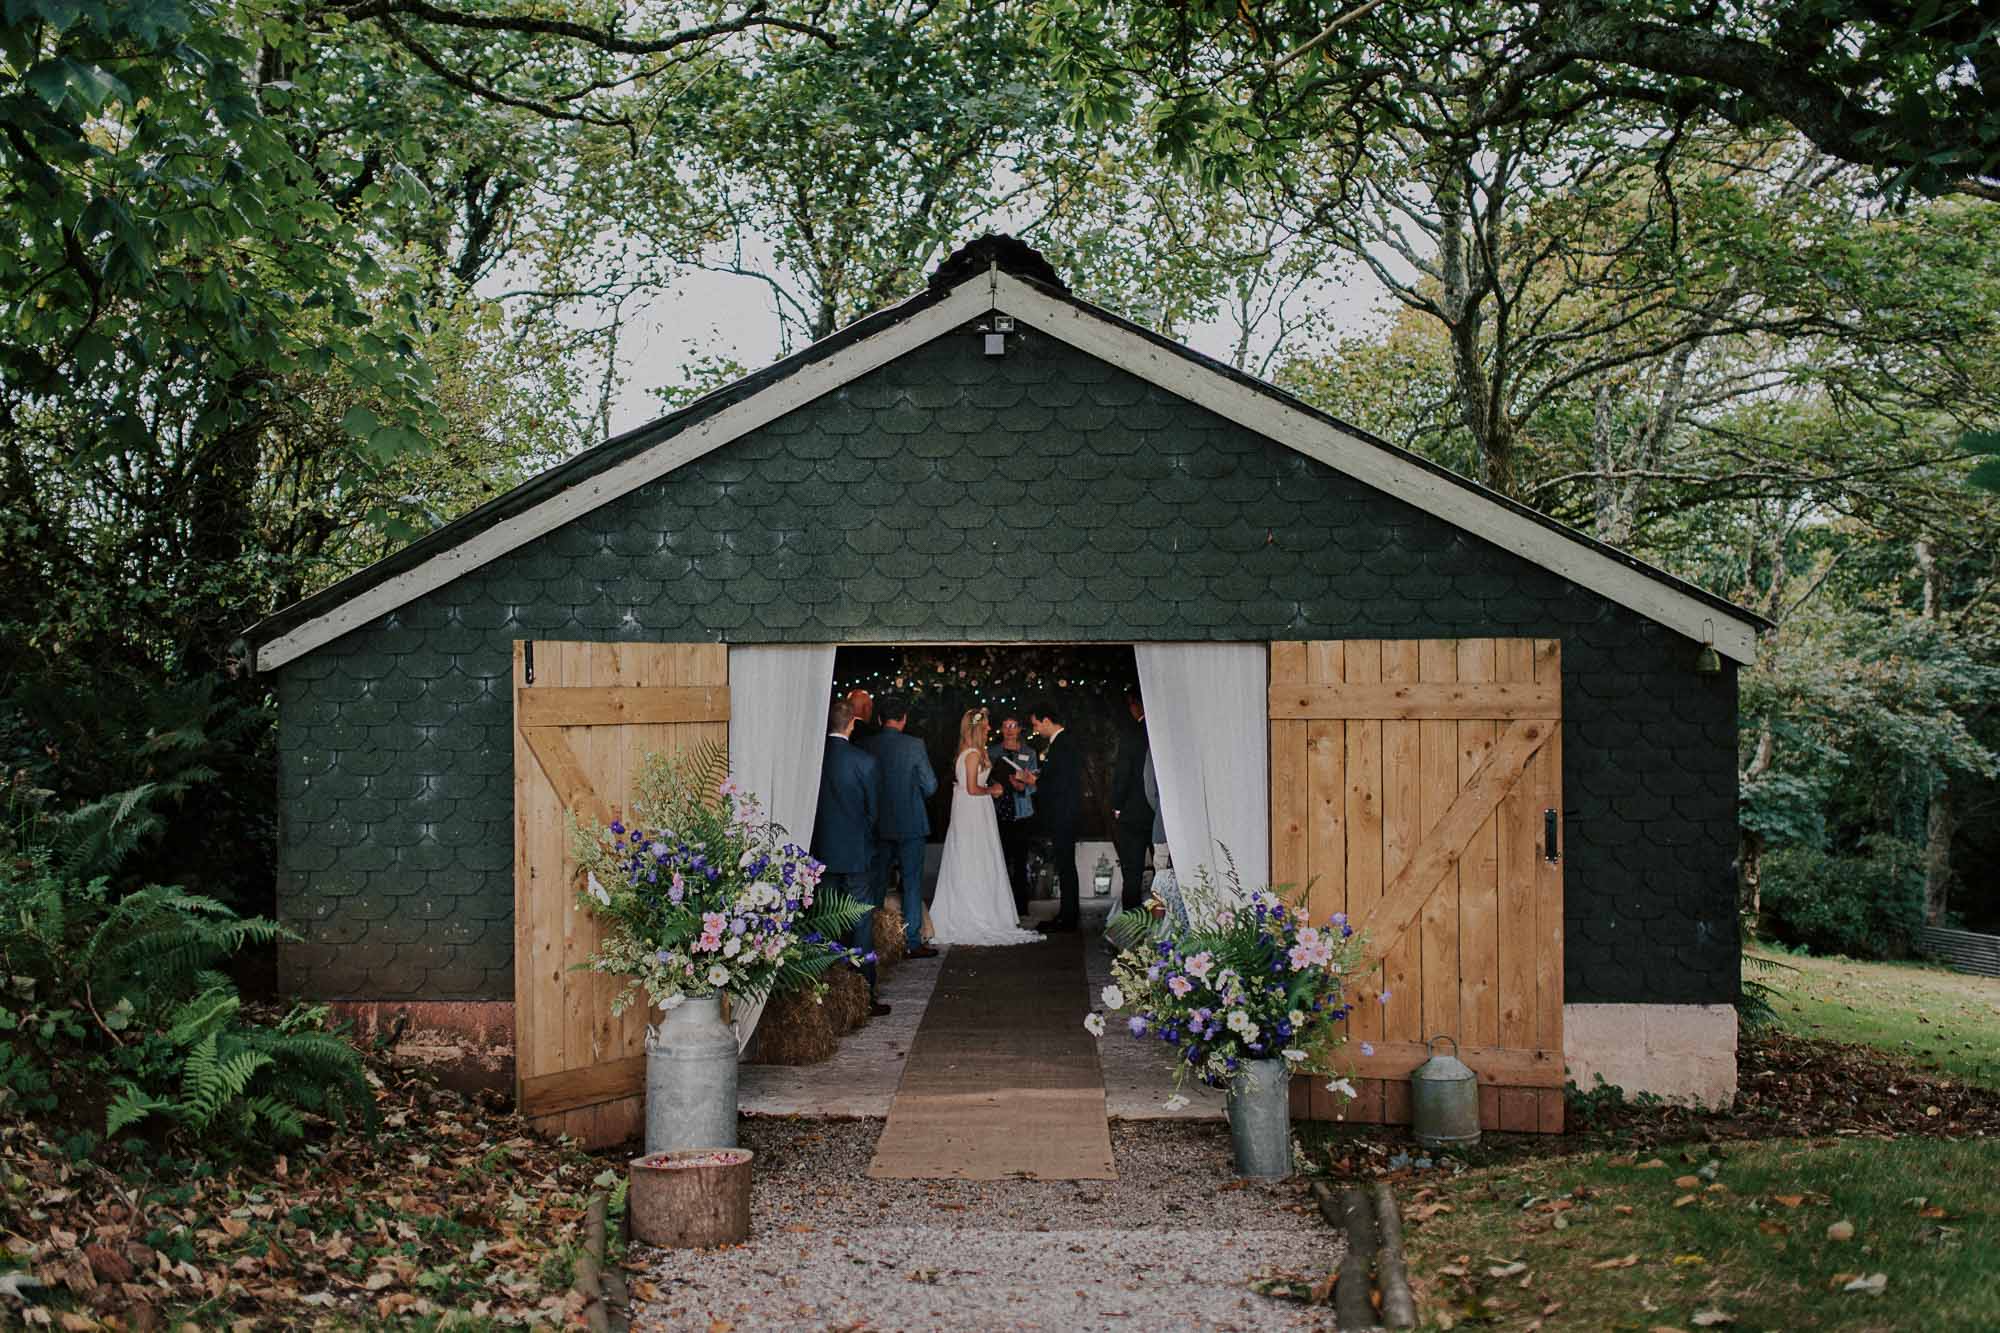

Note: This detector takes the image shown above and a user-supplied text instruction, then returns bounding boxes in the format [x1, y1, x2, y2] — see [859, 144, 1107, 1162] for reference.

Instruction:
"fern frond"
[106, 1082, 174, 1137]
[179, 1035, 273, 1131]
[167, 986, 241, 1044]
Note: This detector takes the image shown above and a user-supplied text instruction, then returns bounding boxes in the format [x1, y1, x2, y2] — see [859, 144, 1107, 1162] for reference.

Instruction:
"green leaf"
[25, 59, 73, 108]
[339, 405, 380, 439]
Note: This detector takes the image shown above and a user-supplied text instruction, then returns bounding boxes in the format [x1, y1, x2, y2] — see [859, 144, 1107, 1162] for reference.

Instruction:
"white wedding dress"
[929, 749, 1043, 946]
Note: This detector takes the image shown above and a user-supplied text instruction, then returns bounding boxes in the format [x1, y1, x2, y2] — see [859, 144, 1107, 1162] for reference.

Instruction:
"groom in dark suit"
[812, 696, 891, 1016]
[1028, 698, 1083, 932]
[864, 695, 940, 960]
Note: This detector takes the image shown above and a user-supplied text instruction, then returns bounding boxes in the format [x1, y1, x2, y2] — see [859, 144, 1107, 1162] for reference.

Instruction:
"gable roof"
[248, 237, 1765, 671]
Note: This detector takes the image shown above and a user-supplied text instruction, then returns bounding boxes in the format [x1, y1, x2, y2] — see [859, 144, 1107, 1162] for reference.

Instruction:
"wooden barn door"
[512, 641, 729, 1146]
[1270, 639, 1565, 1134]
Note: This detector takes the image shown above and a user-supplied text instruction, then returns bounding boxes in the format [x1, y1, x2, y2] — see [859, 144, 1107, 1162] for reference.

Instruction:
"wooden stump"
[629, 1149, 752, 1248]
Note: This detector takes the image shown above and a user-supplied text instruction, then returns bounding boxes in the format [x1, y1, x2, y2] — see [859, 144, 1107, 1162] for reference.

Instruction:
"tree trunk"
[1923, 783, 1956, 926]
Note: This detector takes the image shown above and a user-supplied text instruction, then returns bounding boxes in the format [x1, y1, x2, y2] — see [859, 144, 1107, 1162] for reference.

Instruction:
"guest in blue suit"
[864, 695, 940, 959]
[811, 696, 891, 1016]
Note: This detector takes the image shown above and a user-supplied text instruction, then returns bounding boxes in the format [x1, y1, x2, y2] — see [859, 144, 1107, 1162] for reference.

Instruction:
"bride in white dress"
[929, 709, 1044, 947]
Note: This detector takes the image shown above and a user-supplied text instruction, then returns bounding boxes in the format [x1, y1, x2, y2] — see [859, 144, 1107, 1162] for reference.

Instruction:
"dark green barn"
[249, 237, 1763, 1127]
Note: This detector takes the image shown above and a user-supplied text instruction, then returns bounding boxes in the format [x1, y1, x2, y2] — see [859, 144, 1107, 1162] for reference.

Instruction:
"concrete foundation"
[329, 999, 515, 1098]
[1563, 1002, 1738, 1108]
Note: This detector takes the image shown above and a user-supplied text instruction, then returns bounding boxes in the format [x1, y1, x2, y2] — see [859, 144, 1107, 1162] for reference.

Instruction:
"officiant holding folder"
[989, 715, 1039, 917]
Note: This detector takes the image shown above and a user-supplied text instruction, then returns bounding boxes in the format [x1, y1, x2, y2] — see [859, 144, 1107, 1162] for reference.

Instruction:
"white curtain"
[1134, 643, 1270, 924]
[726, 644, 838, 1049]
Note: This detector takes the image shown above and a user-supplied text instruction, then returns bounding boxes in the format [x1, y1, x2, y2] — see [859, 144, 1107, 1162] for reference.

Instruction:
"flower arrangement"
[570, 742, 868, 1016]
[1086, 860, 1368, 1094]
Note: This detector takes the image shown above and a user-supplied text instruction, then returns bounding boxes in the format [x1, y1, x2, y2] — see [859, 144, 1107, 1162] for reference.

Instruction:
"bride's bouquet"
[1086, 857, 1367, 1092]
[570, 742, 868, 1016]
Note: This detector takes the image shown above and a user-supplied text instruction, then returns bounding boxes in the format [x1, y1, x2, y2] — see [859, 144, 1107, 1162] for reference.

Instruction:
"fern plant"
[2, 800, 373, 1155]
[106, 987, 370, 1144]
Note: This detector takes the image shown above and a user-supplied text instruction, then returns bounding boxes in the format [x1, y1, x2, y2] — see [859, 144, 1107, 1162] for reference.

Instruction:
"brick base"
[1563, 1002, 1737, 1107]
[329, 1000, 515, 1099]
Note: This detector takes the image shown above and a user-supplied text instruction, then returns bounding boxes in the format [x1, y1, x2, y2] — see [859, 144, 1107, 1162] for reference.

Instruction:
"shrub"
[0, 784, 372, 1156]
[1760, 836, 1925, 959]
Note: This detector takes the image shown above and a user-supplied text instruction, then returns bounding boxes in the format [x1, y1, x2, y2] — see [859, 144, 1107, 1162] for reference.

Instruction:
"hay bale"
[871, 902, 908, 967]
[823, 966, 871, 1031]
[744, 984, 844, 1065]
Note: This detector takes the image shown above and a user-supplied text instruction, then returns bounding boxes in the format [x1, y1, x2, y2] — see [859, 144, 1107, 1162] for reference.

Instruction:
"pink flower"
[1184, 951, 1215, 981]
[1168, 975, 1194, 998]
[702, 912, 727, 935]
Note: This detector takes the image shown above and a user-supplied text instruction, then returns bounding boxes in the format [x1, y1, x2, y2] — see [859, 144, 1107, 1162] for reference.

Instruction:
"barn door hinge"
[1544, 808, 1559, 864]
[523, 640, 535, 685]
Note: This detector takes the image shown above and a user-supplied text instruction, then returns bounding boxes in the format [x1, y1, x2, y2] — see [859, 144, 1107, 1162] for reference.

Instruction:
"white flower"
[1325, 1076, 1357, 1099]
[659, 993, 685, 1010]
[706, 964, 731, 987]
[722, 936, 742, 958]
[1288, 1009, 1306, 1027]
[1083, 1013, 1106, 1037]
[1282, 1048, 1308, 1063]
[1241, 1022, 1260, 1044]
[1226, 1010, 1251, 1033]
[586, 872, 611, 907]
[739, 847, 759, 867]
[1162, 1094, 1191, 1112]
[1101, 984, 1125, 1009]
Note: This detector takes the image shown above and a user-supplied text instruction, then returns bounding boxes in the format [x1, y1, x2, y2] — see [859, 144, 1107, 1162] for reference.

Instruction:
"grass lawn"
[1752, 947, 2000, 1090]
[1401, 1136, 2000, 1331]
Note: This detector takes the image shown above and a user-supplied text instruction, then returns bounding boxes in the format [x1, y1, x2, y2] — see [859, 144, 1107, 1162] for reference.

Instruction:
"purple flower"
[1360, 1042, 1375, 1056]
[1128, 1015, 1148, 1036]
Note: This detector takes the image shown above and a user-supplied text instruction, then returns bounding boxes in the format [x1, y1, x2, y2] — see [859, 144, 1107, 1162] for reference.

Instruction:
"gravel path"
[632, 1118, 1338, 1331]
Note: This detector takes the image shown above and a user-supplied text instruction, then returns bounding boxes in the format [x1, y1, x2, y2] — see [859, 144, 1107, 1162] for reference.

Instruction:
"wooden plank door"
[1270, 639, 1564, 1133]
[513, 641, 729, 1146]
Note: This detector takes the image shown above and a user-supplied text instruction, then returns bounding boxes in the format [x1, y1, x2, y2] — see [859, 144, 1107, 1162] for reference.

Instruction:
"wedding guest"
[989, 715, 1040, 916]
[810, 697, 890, 1016]
[870, 695, 940, 960]
[1028, 699, 1083, 932]
[1110, 690, 1155, 912]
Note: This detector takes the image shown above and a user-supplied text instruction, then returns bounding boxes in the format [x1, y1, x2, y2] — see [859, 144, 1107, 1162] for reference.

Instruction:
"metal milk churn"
[1411, 1035, 1481, 1148]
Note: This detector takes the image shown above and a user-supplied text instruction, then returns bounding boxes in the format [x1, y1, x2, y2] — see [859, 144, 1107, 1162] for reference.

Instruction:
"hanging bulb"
[1695, 619, 1721, 675]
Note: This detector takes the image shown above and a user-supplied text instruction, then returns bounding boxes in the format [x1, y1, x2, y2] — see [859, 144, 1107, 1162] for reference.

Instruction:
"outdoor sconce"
[981, 314, 1014, 356]
[1694, 618, 1722, 675]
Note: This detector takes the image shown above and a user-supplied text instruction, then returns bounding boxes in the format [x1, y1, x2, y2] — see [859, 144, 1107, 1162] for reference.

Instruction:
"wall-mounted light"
[1695, 618, 1722, 675]
[980, 314, 1015, 357]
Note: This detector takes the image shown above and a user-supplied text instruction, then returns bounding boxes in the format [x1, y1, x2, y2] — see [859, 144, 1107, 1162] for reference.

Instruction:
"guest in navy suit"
[812, 696, 891, 1015]
[865, 695, 941, 959]
[1029, 698, 1085, 932]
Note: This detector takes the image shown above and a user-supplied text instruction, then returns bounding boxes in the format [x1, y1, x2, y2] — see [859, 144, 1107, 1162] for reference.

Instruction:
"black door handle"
[1544, 808, 1559, 864]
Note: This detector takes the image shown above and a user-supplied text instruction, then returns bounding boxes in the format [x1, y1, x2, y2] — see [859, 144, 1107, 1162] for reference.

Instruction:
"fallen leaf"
[1674, 1176, 1701, 1189]
[1613, 1205, 1634, 1216]
[1826, 1220, 1855, 1242]
[1773, 1195, 1805, 1208]
[1692, 1311, 1735, 1327]
[1635, 1159, 1667, 1170]
[1842, 1273, 1888, 1296]
[1591, 1254, 1640, 1270]
[1487, 1261, 1527, 1278]
[1673, 1194, 1697, 1208]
